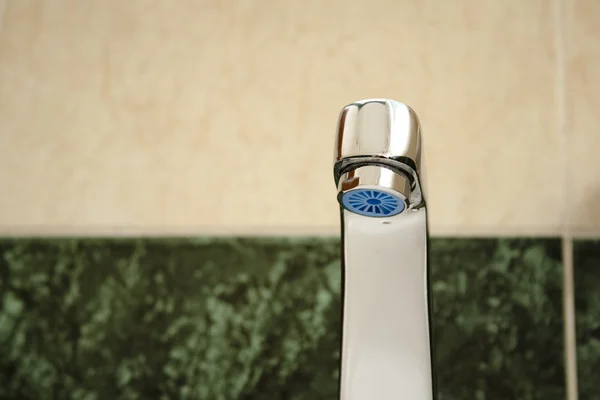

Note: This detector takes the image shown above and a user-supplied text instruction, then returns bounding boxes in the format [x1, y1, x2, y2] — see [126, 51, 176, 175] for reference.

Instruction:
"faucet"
[333, 99, 435, 399]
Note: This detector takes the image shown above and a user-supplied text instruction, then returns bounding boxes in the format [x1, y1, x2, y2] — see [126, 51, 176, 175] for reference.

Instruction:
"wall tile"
[0, 237, 564, 398]
[0, 1, 559, 234]
[573, 240, 600, 398]
[566, 0, 600, 231]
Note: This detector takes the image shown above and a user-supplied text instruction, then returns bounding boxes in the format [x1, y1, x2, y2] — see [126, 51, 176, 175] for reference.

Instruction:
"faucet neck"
[339, 208, 434, 399]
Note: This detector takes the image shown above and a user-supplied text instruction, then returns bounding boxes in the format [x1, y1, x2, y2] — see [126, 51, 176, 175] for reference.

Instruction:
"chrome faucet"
[333, 99, 435, 399]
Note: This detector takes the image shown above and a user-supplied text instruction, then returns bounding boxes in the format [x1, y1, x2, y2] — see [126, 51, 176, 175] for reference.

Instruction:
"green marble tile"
[0, 238, 564, 399]
[432, 239, 564, 400]
[574, 240, 600, 400]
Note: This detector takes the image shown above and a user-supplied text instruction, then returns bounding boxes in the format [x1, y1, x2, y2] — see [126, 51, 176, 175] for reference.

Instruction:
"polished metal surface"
[337, 165, 411, 209]
[333, 99, 422, 173]
[334, 99, 426, 209]
[334, 99, 434, 399]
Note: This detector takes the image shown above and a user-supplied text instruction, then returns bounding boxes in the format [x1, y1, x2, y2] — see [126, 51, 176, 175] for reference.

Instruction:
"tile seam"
[555, 0, 578, 397]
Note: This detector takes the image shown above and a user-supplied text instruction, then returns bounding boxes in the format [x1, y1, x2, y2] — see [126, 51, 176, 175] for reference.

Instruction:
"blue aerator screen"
[341, 189, 405, 217]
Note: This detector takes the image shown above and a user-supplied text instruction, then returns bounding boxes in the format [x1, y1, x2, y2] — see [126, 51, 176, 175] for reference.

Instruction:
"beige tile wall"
[0, 0, 589, 236]
[567, 0, 600, 234]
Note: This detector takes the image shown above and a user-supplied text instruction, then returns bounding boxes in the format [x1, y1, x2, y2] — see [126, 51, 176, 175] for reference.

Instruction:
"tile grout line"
[555, 0, 578, 398]
[4, 225, 600, 238]
[0, 226, 582, 238]
[563, 238, 578, 400]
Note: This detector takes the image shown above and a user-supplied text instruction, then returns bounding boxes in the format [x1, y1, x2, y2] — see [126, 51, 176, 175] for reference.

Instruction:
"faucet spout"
[333, 99, 435, 399]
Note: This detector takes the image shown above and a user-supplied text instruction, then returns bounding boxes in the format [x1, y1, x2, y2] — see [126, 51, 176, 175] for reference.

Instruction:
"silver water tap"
[333, 99, 435, 399]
